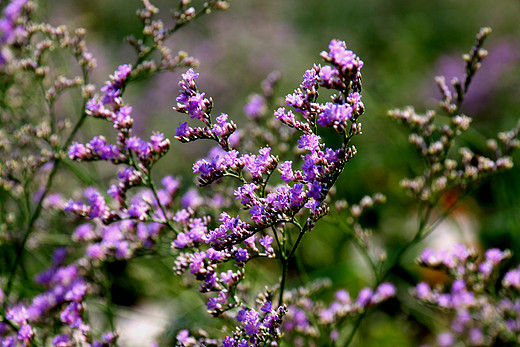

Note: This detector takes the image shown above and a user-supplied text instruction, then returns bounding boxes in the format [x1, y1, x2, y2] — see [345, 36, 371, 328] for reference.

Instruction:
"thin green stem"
[103, 264, 116, 332]
[146, 171, 176, 232]
[343, 311, 367, 347]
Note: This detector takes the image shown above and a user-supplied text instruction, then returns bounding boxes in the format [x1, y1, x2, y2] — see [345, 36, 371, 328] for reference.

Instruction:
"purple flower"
[64, 280, 87, 302]
[236, 309, 248, 322]
[250, 204, 265, 222]
[173, 209, 190, 223]
[259, 235, 273, 250]
[307, 180, 322, 200]
[261, 301, 273, 313]
[319, 65, 336, 84]
[17, 324, 34, 341]
[222, 336, 234, 347]
[86, 244, 104, 260]
[128, 202, 149, 220]
[285, 91, 304, 109]
[243, 147, 274, 179]
[60, 302, 82, 327]
[301, 156, 317, 181]
[181, 189, 203, 209]
[87, 191, 108, 219]
[100, 64, 132, 104]
[6, 305, 28, 324]
[465, 329, 483, 345]
[503, 269, 520, 289]
[235, 183, 257, 205]
[1, 336, 15, 347]
[186, 92, 207, 120]
[176, 330, 189, 343]
[176, 122, 191, 137]
[297, 134, 321, 152]
[162, 176, 180, 194]
[243, 310, 260, 336]
[72, 223, 96, 241]
[371, 283, 396, 304]
[317, 102, 353, 132]
[181, 68, 199, 85]
[274, 107, 295, 125]
[220, 270, 234, 285]
[113, 105, 133, 129]
[189, 252, 207, 274]
[68, 142, 88, 160]
[52, 334, 72, 346]
[279, 161, 294, 183]
[348, 92, 363, 110]
[244, 94, 266, 119]
[322, 39, 363, 72]
[335, 290, 350, 304]
[244, 235, 257, 250]
[437, 332, 454, 347]
[235, 248, 249, 262]
[54, 265, 79, 285]
[485, 248, 506, 263]
[150, 132, 166, 151]
[420, 248, 442, 266]
[356, 288, 373, 307]
[416, 282, 431, 300]
[301, 68, 318, 89]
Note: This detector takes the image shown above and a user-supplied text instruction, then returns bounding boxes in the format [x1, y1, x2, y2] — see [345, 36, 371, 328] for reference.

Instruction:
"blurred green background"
[35, 0, 520, 345]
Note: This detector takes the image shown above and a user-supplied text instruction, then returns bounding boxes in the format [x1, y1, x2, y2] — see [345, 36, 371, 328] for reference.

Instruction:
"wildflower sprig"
[168, 38, 398, 346]
[383, 27, 519, 270]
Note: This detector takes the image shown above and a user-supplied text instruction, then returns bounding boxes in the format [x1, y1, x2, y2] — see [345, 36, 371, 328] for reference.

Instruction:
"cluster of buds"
[388, 27, 518, 204]
[168, 40, 368, 342]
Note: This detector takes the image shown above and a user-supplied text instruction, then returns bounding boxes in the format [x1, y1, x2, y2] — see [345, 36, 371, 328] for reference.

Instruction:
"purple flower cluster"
[415, 245, 520, 346]
[67, 175, 180, 258]
[174, 69, 237, 150]
[69, 64, 170, 167]
[281, 283, 395, 345]
[243, 94, 267, 119]
[1, 249, 101, 346]
[174, 69, 213, 123]
[173, 224, 274, 315]
[277, 39, 364, 134]
[76, 220, 164, 261]
[219, 303, 287, 346]
[0, 0, 28, 64]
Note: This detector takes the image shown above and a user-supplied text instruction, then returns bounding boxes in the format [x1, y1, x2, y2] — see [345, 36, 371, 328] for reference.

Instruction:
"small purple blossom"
[244, 94, 266, 119]
[235, 248, 249, 262]
[297, 134, 321, 152]
[317, 102, 353, 132]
